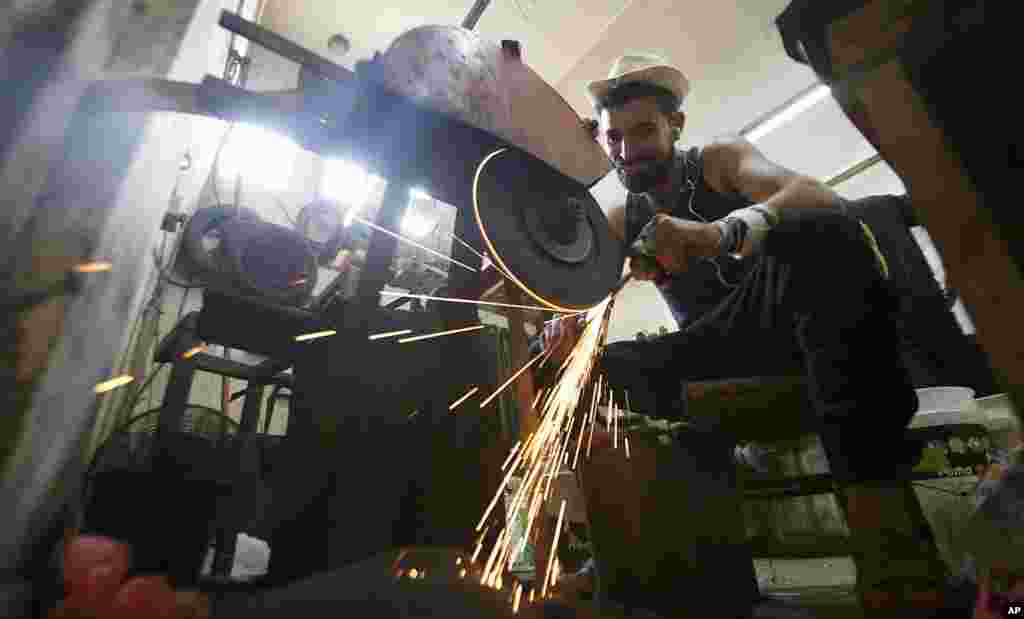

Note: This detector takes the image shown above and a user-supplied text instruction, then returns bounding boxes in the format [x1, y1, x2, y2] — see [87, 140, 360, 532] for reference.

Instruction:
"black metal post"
[354, 180, 409, 312]
[211, 380, 266, 579]
[152, 359, 197, 473]
[461, 0, 494, 30]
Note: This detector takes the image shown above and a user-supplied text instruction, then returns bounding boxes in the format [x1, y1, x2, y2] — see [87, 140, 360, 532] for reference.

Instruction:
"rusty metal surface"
[84, 24, 613, 191]
[377, 25, 611, 187]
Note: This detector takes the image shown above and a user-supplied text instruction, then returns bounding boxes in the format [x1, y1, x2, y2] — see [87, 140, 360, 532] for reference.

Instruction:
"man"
[548, 51, 920, 479]
[542, 54, 921, 617]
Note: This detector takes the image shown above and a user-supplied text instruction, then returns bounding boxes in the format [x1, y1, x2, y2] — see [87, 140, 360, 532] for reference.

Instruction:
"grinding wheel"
[473, 148, 624, 312]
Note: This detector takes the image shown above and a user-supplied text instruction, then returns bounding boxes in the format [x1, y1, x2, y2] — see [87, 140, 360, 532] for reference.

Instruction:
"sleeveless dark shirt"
[625, 146, 756, 327]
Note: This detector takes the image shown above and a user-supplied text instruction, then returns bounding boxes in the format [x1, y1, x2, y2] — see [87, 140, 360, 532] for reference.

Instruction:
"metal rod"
[826, 153, 884, 187]
[461, 0, 494, 29]
[218, 11, 354, 84]
[738, 82, 825, 138]
[355, 182, 408, 306]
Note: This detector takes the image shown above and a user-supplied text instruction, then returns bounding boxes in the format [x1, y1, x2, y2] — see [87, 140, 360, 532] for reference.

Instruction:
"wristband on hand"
[714, 217, 747, 258]
[716, 205, 778, 257]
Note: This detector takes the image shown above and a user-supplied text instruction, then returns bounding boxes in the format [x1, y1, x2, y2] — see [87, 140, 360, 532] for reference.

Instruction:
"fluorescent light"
[409, 188, 431, 201]
[218, 123, 298, 189]
[401, 211, 435, 238]
[321, 158, 383, 226]
[744, 84, 832, 143]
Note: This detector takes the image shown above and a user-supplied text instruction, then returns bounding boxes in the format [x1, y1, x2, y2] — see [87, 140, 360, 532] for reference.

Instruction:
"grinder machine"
[85, 11, 627, 313]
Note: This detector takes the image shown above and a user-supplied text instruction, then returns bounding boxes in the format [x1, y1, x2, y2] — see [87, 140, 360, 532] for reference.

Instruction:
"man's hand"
[627, 255, 662, 283]
[648, 214, 723, 275]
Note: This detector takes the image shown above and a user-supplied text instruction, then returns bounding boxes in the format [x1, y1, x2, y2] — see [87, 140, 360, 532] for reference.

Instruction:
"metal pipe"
[826, 153, 884, 188]
[218, 11, 354, 84]
[738, 82, 825, 139]
[461, 0, 493, 30]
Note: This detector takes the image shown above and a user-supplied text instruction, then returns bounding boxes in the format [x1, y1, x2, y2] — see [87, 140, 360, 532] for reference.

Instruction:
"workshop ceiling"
[260, 0, 876, 184]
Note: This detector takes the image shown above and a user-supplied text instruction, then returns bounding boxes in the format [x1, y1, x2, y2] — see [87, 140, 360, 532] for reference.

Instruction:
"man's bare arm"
[700, 136, 845, 257]
[703, 135, 843, 213]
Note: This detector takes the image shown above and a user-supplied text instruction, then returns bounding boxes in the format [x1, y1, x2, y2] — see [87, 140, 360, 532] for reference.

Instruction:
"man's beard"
[615, 156, 673, 193]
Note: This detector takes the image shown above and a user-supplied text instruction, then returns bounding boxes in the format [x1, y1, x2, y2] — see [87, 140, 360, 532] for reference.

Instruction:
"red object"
[61, 536, 178, 619]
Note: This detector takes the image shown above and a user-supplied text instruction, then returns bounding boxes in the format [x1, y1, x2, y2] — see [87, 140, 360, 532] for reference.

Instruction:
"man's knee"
[766, 209, 892, 315]
[766, 209, 881, 277]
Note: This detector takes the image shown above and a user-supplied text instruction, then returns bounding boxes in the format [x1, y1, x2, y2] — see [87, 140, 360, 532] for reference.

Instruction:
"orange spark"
[379, 290, 575, 314]
[295, 330, 337, 342]
[398, 324, 485, 343]
[181, 344, 206, 359]
[73, 261, 113, 273]
[368, 329, 413, 340]
[352, 214, 477, 273]
[541, 500, 567, 597]
[449, 386, 480, 411]
[93, 375, 134, 394]
[478, 349, 546, 409]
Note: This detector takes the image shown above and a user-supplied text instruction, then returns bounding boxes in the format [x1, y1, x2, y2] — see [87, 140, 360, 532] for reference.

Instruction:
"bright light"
[401, 211, 435, 238]
[404, 189, 435, 237]
[409, 187, 431, 201]
[321, 158, 382, 226]
[744, 84, 832, 143]
[218, 123, 298, 189]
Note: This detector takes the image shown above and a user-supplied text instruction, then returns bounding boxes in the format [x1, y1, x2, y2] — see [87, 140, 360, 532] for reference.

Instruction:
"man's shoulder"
[694, 134, 749, 195]
[699, 134, 748, 164]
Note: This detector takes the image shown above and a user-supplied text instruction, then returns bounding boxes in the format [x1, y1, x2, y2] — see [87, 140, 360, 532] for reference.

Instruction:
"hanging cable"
[113, 363, 169, 423]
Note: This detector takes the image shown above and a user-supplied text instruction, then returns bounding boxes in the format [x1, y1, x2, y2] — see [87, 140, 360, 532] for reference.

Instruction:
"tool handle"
[629, 218, 670, 285]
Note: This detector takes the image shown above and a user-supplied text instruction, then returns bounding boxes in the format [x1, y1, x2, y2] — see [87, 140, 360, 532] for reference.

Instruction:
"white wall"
[605, 280, 678, 343]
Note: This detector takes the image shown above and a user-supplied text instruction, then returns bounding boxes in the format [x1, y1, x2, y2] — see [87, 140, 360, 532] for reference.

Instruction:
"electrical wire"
[156, 122, 238, 290]
[175, 287, 192, 324]
[81, 404, 240, 511]
[154, 235, 201, 289]
[208, 123, 236, 219]
[114, 362, 169, 422]
[274, 196, 298, 227]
